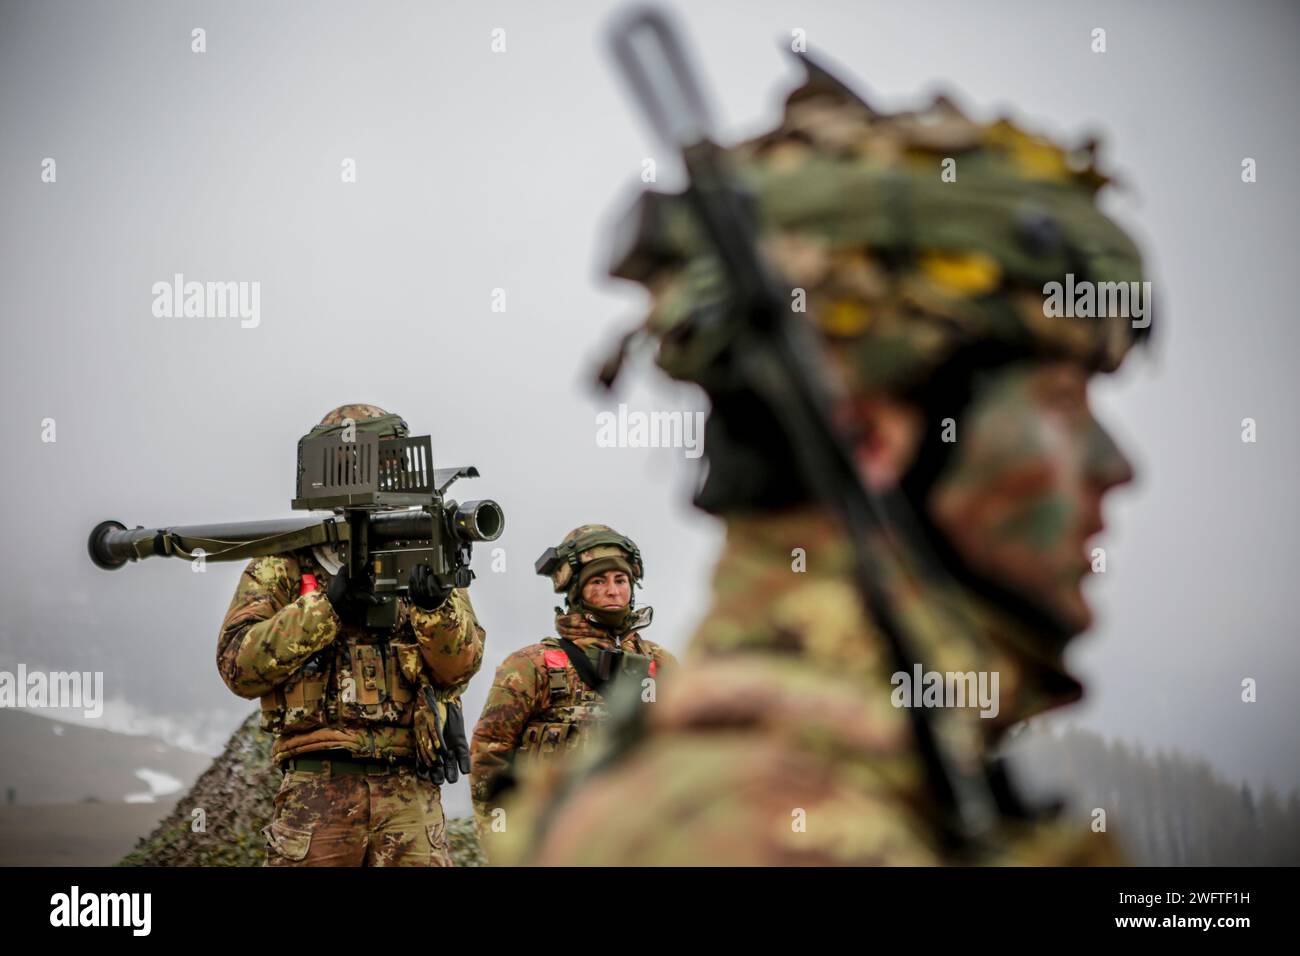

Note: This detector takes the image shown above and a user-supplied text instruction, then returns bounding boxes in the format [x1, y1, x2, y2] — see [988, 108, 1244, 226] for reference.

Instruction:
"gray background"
[1, 0, 1297, 817]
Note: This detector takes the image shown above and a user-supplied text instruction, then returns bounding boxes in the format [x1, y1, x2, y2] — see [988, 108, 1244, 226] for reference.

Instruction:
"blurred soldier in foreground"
[469, 525, 675, 856]
[500, 41, 1152, 865]
[217, 404, 486, 866]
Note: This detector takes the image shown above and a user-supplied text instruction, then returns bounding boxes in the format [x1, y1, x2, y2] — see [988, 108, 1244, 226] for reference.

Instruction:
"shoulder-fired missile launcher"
[89, 427, 503, 630]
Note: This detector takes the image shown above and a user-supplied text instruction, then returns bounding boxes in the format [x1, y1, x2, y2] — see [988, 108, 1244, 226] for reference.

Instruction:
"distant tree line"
[1010, 723, 1300, 865]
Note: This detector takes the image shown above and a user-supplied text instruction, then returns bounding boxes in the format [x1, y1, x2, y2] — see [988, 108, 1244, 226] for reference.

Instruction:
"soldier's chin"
[1058, 590, 1093, 635]
[991, 573, 1094, 642]
[1034, 584, 1093, 638]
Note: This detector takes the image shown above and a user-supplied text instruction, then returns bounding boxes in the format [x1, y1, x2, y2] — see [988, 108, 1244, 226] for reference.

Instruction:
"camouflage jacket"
[469, 610, 676, 834]
[494, 509, 1123, 866]
[216, 550, 485, 765]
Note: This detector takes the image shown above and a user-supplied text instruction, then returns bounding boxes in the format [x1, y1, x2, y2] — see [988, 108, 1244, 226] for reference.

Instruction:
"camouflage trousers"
[262, 765, 452, 867]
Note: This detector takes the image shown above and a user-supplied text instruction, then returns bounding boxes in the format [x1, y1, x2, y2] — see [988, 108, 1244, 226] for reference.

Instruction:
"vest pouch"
[619, 651, 653, 685]
[602, 650, 652, 706]
[280, 669, 329, 733]
[259, 687, 286, 734]
[519, 722, 544, 755]
[518, 721, 580, 759]
[351, 643, 385, 706]
[338, 638, 391, 722]
[538, 721, 579, 757]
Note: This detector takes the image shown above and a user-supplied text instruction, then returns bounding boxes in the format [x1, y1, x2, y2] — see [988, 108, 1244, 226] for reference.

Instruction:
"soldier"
[499, 55, 1153, 865]
[469, 525, 676, 851]
[216, 403, 486, 866]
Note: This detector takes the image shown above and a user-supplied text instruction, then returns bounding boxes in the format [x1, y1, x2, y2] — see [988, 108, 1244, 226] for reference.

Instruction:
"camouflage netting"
[119, 710, 484, 867]
[611, 70, 1152, 398]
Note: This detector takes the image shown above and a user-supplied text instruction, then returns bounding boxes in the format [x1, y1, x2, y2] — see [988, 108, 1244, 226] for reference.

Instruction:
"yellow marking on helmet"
[819, 299, 873, 337]
[981, 120, 1072, 180]
[917, 251, 1002, 297]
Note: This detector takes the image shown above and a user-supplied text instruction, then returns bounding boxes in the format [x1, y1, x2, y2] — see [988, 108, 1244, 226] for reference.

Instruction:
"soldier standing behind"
[216, 404, 486, 866]
[469, 525, 675, 853]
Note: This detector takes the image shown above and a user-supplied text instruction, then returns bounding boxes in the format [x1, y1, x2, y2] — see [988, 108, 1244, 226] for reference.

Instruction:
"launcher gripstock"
[88, 431, 504, 630]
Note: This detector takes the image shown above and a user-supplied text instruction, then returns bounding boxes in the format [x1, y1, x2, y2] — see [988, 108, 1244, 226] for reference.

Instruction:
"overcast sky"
[2, 0, 1297, 815]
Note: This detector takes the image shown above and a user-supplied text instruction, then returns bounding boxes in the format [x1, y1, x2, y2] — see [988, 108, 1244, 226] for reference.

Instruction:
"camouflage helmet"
[309, 403, 409, 441]
[607, 55, 1152, 400]
[535, 524, 644, 602]
[318, 403, 393, 427]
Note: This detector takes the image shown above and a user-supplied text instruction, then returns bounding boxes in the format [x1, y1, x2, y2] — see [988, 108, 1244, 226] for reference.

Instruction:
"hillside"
[120, 711, 485, 867]
[0, 708, 211, 806]
[0, 709, 213, 865]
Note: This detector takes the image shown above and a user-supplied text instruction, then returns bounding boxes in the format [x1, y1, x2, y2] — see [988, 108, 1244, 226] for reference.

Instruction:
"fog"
[2, 0, 1297, 815]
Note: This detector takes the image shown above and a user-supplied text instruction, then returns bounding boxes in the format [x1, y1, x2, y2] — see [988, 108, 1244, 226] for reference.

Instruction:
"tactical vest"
[257, 554, 423, 750]
[517, 637, 657, 761]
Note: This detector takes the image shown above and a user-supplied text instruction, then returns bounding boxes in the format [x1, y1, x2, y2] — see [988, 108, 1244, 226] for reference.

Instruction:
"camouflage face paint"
[925, 359, 1134, 634]
[581, 570, 633, 610]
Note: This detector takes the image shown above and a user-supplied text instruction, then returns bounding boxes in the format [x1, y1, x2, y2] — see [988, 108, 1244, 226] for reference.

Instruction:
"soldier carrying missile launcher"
[90, 402, 503, 866]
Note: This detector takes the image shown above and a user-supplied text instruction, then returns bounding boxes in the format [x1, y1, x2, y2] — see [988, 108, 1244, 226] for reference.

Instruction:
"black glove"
[443, 699, 472, 779]
[416, 689, 472, 785]
[408, 564, 453, 613]
[325, 566, 375, 625]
